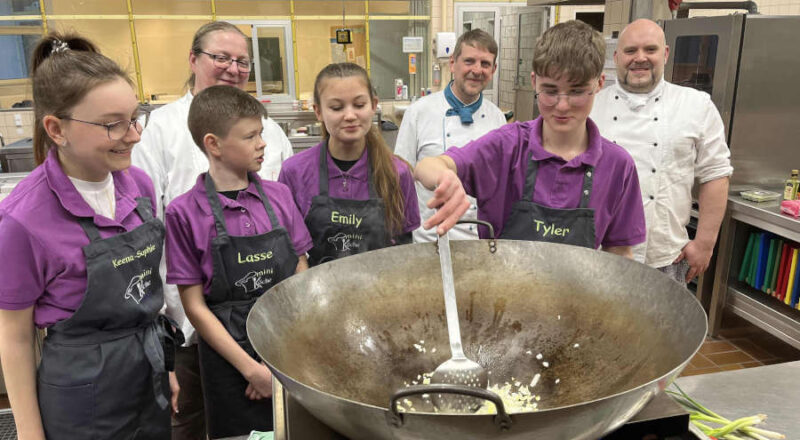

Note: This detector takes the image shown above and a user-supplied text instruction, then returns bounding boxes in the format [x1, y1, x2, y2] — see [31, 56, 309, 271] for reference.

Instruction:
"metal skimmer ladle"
[431, 229, 488, 412]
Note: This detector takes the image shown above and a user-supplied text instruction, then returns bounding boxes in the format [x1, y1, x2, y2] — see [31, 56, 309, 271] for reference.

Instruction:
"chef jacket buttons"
[649, 195, 655, 200]
[651, 168, 657, 173]
[653, 143, 658, 147]
[655, 98, 659, 102]
[481, 114, 485, 118]
[654, 117, 658, 121]
[586, 171, 592, 177]
[613, 116, 618, 121]
[615, 96, 619, 100]
[446, 133, 451, 137]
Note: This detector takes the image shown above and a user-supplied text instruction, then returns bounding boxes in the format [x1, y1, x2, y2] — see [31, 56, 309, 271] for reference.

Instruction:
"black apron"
[499, 154, 597, 248]
[38, 197, 181, 440]
[198, 173, 298, 439]
[305, 143, 390, 266]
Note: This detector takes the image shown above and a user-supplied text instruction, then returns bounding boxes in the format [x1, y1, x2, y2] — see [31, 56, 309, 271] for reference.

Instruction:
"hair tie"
[51, 39, 70, 54]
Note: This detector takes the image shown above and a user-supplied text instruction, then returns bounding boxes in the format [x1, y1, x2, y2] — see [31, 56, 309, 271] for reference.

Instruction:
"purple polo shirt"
[445, 117, 646, 249]
[164, 174, 313, 295]
[278, 141, 420, 234]
[0, 148, 158, 327]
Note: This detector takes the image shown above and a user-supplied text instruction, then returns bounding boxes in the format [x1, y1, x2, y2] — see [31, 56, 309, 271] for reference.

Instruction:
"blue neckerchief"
[444, 81, 482, 125]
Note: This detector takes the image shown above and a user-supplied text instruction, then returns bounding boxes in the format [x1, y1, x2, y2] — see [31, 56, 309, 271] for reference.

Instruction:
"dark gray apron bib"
[38, 197, 181, 440]
[500, 154, 597, 248]
[305, 143, 389, 266]
[199, 173, 298, 438]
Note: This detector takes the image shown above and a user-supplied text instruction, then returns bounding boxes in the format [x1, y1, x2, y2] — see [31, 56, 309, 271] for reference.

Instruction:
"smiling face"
[54, 78, 141, 181]
[532, 72, 602, 136]
[189, 30, 251, 93]
[215, 117, 266, 173]
[615, 19, 669, 94]
[313, 76, 377, 150]
[449, 43, 497, 102]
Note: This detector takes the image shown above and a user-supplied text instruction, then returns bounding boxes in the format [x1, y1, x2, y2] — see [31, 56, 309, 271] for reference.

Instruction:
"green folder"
[763, 238, 777, 292]
[749, 233, 761, 287]
[739, 233, 756, 282]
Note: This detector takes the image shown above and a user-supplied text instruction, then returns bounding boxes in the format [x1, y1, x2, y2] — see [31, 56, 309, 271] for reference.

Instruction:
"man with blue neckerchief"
[395, 29, 506, 242]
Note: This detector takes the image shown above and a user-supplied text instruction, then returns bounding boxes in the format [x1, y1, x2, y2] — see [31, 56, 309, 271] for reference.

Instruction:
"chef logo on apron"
[123, 268, 153, 304]
[327, 232, 360, 252]
[233, 269, 274, 294]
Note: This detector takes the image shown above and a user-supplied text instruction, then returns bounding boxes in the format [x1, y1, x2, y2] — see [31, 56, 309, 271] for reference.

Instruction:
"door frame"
[454, 3, 502, 104]
[229, 20, 296, 102]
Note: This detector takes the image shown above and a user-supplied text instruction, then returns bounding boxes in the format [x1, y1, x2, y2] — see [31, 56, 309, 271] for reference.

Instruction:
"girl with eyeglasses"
[0, 32, 180, 439]
[415, 20, 646, 256]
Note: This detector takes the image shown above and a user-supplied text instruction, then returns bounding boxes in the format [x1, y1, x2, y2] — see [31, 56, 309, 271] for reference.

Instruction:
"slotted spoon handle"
[438, 231, 465, 360]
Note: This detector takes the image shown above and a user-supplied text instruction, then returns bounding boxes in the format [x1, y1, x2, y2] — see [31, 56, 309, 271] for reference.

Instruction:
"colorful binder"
[763, 238, 776, 293]
[768, 240, 784, 295]
[786, 248, 799, 306]
[777, 244, 791, 300]
[739, 233, 756, 283]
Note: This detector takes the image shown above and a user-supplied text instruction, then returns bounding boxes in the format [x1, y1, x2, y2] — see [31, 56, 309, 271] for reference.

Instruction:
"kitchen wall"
[0, 109, 34, 147]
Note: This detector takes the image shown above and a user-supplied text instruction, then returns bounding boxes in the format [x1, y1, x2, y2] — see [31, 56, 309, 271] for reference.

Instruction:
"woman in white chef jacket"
[131, 21, 294, 439]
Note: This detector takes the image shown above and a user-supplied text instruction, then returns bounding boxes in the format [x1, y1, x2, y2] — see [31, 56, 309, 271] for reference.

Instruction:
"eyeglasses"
[63, 117, 143, 140]
[535, 87, 598, 107]
[198, 50, 252, 73]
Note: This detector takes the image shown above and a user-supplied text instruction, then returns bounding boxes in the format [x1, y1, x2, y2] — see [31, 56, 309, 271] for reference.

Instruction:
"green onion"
[667, 384, 785, 440]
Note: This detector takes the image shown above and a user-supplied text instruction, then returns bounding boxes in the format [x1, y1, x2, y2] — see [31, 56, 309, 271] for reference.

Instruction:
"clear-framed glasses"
[198, 50, 252, 73]
[535, 87, 598, 107]
[63, 117, 143, 140]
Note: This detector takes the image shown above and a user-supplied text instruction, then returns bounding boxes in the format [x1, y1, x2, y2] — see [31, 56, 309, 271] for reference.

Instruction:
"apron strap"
[523, 152, 595, 209]
[318, 140, 378, 199]
[134, 197, 155, 221]
[77, 197, 155, 243]
[77, 217, 103, 242]
[250, 173, 283, 231]
[203, 173, 230, 239]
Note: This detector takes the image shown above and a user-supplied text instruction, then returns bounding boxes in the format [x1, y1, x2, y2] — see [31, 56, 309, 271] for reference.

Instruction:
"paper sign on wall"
[402, 36, 424, 53]
[408, 54, 417, 74]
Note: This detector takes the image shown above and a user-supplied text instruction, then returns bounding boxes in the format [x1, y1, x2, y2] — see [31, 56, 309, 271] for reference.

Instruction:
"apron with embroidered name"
[500, 153, 597, 248]
[304, 143, 389, 266]
[198, 173, 298, 438]
[38, 197, 181, 440]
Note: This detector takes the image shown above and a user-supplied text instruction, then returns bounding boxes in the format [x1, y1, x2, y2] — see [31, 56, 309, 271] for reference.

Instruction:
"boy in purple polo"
[415, 20, 645, 256]
[164, 86, 311, 437]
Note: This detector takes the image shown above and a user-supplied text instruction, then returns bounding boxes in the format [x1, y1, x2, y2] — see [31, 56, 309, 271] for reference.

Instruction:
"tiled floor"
[680, 312, 800, 376]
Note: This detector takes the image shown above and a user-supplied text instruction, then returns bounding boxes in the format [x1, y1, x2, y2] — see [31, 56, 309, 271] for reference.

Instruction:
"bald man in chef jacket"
[590, 19, 733, 284]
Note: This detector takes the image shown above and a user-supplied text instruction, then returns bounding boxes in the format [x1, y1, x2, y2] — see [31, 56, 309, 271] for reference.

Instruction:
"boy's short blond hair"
[187, 85, 266, 153]
[533, 20, 605, 84]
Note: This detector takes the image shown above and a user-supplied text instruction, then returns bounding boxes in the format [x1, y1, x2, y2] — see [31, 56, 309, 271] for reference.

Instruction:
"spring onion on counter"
[667, 384, 785, 440]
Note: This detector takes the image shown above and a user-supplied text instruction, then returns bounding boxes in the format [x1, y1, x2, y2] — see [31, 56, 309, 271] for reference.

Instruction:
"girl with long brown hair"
[279, 62, 419, 265]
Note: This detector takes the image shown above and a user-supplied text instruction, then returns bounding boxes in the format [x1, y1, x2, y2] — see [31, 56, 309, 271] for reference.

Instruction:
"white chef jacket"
[394, 90, 506, 242]
[133, 91, 294, 344]
[590, 80, 733, 268]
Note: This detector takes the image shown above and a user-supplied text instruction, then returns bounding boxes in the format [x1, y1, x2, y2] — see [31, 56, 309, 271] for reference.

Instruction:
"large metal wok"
[247, 239, 707, 439]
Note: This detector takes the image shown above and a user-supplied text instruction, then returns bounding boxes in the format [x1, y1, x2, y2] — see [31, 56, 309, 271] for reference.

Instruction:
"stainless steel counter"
[675, 361, 800, 436]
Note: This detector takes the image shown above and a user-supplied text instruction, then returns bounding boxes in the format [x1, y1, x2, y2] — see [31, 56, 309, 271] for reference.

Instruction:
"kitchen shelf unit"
[708, 195, 800, 350]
